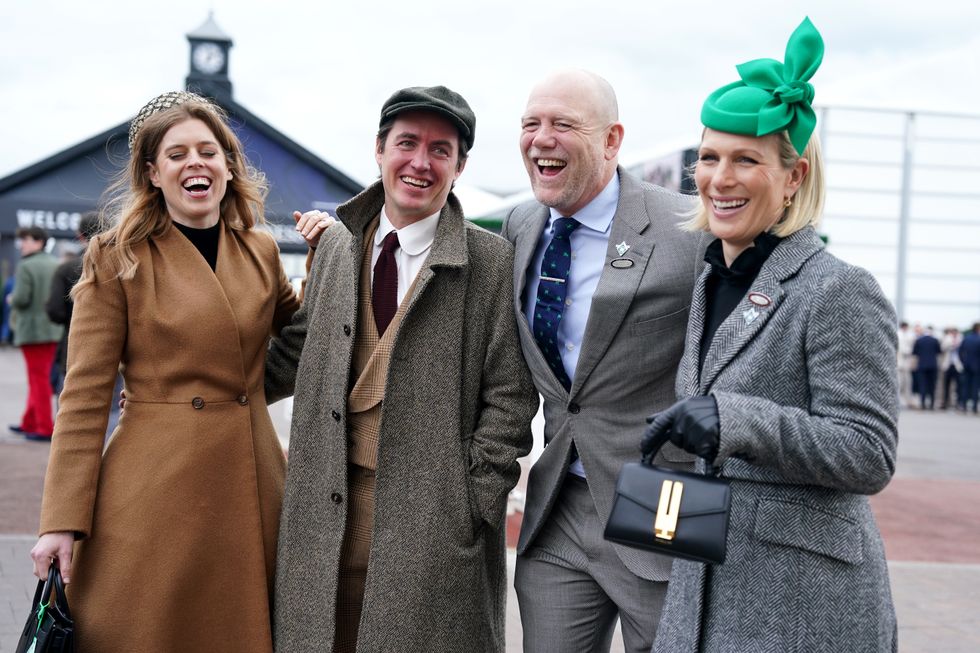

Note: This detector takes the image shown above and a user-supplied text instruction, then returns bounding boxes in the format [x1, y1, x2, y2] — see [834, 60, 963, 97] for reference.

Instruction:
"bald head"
[520, 69, 625, 216]
[527, 69, 619, 126]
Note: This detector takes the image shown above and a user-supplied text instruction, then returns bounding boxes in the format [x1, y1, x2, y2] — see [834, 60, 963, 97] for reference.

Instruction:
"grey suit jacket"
[654, 227, 899, 652]
[501, 168, 705, 581]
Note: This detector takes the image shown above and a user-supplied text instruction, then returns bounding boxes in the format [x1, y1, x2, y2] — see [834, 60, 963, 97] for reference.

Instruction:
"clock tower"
[185, 12, 233, 98]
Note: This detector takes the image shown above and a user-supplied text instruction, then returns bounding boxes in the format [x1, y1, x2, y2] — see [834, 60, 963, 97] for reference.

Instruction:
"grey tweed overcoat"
[653, 227, 899, 653]
[265, 181, 537, 653]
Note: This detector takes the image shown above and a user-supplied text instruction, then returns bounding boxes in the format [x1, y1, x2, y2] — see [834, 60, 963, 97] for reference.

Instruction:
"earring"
[783, 197, 793, 208]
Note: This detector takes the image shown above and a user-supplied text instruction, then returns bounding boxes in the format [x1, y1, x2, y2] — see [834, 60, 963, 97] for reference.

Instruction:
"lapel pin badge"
[615, 241, 630, 256]
[747, 292, 772, 307]
[610, 258, 634, 269]
[742, 307, 760, 325]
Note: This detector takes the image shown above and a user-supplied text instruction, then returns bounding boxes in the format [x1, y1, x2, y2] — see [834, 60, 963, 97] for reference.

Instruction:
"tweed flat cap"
[380, 85, 475, 151]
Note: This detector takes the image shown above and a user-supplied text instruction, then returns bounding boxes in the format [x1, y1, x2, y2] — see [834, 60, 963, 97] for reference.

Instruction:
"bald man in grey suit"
[500, 70, 706, 652]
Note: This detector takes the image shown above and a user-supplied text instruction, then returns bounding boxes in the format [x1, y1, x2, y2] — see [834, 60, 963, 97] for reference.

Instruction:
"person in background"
[46, 213, 100, 392]
[1, 274, 16, 345]
[643, 18, 898, 651]
[29, 91, 304, 651]
[912, 326, 942, 410]
[897, 321, 915, 407]
[8, 225, 62, 441]
[958, 322, 980, 414]
[940, 327, 963, 410]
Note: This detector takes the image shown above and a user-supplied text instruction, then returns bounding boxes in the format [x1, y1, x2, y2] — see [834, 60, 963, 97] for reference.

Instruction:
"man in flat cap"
[266, 86, 536, 653]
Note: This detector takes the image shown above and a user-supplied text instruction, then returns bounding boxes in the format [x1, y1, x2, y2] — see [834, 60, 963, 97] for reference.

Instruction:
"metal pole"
[895, 113, 915, 321]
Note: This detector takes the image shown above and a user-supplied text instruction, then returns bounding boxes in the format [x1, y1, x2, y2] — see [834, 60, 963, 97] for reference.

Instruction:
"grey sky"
[3, 0, 980, 194]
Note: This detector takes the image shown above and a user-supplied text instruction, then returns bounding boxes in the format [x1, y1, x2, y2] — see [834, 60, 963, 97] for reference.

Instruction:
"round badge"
[610, 258, 634, 269]
[748, 292, 772, 307]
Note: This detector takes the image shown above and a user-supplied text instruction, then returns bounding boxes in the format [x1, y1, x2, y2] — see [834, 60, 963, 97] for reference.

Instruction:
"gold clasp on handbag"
[654, 480, 683, 540]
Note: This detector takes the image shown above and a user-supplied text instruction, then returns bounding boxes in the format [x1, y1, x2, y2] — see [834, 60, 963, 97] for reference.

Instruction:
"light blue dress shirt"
[523, 174, 620, 477]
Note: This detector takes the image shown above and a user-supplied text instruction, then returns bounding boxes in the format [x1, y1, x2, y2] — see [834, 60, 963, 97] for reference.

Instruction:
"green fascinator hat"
[701, 17, 824, 155]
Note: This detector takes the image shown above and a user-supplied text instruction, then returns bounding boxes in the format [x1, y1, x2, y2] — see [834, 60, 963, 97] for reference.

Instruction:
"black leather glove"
[641, 396, 721, 463]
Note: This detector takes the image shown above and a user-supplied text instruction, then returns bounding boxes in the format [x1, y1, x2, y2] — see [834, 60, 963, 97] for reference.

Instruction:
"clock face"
[193, 42, 225, 75]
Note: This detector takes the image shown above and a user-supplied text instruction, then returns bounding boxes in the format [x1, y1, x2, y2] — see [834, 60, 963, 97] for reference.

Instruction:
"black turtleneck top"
[173, 221, 220, 272]
[699, 232, 782, 371]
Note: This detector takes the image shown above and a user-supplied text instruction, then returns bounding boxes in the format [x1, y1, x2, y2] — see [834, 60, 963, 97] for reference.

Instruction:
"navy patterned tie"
[533, 217, 580, 390]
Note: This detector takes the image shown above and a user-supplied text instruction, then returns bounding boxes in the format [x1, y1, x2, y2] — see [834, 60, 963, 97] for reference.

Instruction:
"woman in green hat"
[640, 18, 898, 651]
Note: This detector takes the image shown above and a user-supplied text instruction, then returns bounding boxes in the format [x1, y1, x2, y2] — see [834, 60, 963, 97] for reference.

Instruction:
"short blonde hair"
[682, 130, 825, 238]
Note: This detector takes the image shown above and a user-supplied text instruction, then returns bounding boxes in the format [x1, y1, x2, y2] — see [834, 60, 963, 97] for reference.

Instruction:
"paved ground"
[1, 345, 978, 651]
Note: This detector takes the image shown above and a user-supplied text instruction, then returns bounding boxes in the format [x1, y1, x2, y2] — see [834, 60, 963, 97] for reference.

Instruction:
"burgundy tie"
[373, 230, 400, 336]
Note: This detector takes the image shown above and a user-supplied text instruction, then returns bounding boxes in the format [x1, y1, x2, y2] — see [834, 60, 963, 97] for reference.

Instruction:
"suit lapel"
[511, 205, 550, 332]
[511, 204, 564, 395]
[698, 228, 825, 393]
[570, 171, 653, 395]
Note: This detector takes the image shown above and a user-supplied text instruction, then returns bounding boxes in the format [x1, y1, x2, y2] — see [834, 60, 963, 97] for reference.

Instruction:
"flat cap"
[380, 85, 475, 151]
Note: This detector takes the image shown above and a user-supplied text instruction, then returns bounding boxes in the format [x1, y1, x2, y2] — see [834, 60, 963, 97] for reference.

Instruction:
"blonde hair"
[682, 130, 825, 238]
[74, 100, 268, 297]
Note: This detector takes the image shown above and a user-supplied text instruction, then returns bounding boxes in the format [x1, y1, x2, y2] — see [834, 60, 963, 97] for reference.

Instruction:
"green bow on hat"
[701, 17, 824, 155]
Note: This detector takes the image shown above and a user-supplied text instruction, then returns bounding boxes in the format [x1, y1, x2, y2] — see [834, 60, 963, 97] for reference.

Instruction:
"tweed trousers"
[336, 219, 419, 651]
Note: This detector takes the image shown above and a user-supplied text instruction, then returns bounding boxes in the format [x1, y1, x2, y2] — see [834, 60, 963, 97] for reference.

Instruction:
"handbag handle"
[36, 564, 73, 621]
[49, 564, 72, 620]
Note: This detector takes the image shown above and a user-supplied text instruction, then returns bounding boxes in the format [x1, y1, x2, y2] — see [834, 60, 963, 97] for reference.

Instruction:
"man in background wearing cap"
[265, 86, 536, 653]
[500, 70, 705, 652]
[9, 226, 63, 441]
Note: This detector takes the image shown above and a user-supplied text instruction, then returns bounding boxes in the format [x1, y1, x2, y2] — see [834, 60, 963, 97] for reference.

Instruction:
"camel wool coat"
[39, 220, 299, 652]
[266, 182, 537, 653]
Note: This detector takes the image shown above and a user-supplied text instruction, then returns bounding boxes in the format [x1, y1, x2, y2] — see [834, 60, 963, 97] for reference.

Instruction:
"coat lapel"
[570, 169, 654, 395]
[697, 228, 825, 394]
[335, 182, 470, 348]
[151, 223, 249, 383]
[697, 266, 784, 394]
[681, 265, 712, 397]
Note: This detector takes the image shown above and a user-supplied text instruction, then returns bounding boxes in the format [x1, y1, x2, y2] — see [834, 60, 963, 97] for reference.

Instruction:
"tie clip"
[540, 276, 566, 284]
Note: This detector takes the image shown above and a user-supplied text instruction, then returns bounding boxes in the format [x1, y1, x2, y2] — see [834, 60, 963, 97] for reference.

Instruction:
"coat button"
[331, 492, 343, 504]
[568, 403, 580, 414]
[343, 324, 352, 336]
[481, 462, 493, 473]
[332, 410, 341, 421]
[237, 395, 249, 406]
[191, 397, 205, 409]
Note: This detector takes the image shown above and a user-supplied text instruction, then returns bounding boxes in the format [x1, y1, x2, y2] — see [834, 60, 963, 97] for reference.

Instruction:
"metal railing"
[817, 106, 980, 328]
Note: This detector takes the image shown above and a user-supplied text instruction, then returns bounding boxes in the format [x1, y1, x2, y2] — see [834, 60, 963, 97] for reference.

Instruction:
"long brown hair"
[74, 100, 268, 297]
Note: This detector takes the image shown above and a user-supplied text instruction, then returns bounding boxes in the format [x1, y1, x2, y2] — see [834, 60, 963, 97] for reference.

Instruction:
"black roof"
[0, 89, 363, 252]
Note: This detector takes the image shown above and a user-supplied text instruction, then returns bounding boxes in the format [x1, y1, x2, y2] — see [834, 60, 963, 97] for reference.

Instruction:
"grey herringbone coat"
[654, 228, 899, 653]
[265, 182, 536, 653]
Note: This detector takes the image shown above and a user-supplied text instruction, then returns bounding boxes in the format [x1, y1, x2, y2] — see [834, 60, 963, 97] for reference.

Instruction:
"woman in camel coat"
[30, 92, 301, 652]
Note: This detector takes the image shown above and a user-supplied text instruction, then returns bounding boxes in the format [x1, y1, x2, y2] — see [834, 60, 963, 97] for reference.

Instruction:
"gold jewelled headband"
[128, 90, 215, 151]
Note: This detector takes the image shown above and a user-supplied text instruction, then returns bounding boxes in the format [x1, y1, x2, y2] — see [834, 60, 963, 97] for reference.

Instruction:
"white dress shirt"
[372, 207, 440, 305]
[523, 174, 620, 477]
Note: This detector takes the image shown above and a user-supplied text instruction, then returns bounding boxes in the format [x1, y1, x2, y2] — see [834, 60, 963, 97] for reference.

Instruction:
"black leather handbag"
[604, 441, 732, 564]
[15, 565, 75, 653]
